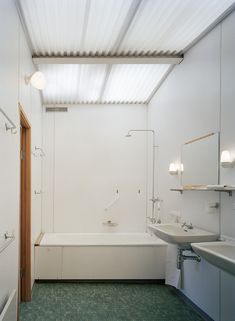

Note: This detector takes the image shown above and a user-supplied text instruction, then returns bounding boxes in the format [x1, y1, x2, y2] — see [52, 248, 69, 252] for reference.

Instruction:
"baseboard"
[169, 286, 214, 321]
[35, 279, 165, 284]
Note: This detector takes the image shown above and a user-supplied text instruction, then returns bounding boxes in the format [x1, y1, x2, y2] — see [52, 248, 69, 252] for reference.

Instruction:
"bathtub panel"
[35, 247, 62, 279]
[35, 233, 166, 280]
[61, 246, 166, 279]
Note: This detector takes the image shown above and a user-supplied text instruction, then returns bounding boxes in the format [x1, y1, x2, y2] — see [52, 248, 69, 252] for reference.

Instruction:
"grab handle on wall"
[0, 107, 17, 134]
[0, 289, 17, 321]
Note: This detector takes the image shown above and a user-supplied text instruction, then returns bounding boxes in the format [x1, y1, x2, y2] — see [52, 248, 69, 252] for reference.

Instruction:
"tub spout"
[103, 220, 118, 227]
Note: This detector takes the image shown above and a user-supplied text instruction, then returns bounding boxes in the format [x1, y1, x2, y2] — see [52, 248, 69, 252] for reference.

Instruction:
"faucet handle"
[188, 222, 193, 229]
[181, 222, 193, 229]
[149, 197, 163, 203]
[147, 217, 157, 224]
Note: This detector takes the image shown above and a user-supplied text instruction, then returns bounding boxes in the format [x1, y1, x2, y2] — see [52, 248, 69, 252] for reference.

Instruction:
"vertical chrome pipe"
[126, 129, 156, 222]
[152, 131, 155, 222]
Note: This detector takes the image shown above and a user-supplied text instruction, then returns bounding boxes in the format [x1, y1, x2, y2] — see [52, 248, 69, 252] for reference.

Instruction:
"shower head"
[125, 129, 156, 139]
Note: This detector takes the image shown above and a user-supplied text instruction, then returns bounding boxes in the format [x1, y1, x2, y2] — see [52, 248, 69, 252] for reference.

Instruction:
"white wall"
[42, 104, 147, 233]
[19, 24, 43, 288]
[0, 0, 43, 312]
[148, 10, 235, 321]
[220, 11, 235, 239]
[0, 0, 20, 311]
[220, 12, 235, 321]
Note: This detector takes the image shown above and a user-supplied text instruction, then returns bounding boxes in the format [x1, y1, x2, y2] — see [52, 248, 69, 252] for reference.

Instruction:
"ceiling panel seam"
[146, 65, 175, 105]
[43, 102, 148, 107]
[32, 55, 183, 64]
[98, 0, 144, 103]
[14, 0, 45, 104]
[98, 65, 112, 102]
[80, 0, 91, 55]
[14, 0, 34, 53]
[110, 0, 143, 54]
[180, 2, 235, 54]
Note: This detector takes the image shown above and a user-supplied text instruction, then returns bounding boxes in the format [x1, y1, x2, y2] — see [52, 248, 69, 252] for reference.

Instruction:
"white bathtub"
[35, 233, 167, 280]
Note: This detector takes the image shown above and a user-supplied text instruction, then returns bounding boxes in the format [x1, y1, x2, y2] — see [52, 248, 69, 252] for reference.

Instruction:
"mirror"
[181, 132, 219, 186]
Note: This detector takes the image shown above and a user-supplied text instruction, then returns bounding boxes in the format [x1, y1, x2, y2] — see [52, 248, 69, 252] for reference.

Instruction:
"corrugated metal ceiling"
[40, 64, 108, 104]
[40, 64, 171, 104]
[18, 0, 235, 104]
[118, 0, 235, 55]
[19, 0, 235, 56]
[102, 64, 171, 104]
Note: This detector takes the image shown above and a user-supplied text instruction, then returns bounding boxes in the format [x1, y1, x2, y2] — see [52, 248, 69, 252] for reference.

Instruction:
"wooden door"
[19, 105, 31, 302]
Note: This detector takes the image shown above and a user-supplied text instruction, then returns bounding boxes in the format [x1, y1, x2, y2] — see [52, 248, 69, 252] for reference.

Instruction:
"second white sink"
[192, 241, 235, 276]
[148, 224, 219, 246]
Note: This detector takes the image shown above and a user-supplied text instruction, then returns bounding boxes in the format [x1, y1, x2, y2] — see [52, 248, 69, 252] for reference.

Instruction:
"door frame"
[19, 103, 31, 302]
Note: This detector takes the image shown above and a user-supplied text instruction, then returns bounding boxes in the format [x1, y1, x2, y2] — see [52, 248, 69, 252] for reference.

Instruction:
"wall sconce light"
[25, 71, 46, 90]
[180, 163, 184, 173]
[220, 150, 234, 168]
[169, 163, 178, 175]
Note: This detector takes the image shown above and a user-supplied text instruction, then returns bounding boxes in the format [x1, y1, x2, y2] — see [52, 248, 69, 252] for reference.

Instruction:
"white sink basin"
[148, 224, 219, 246]
[192, 241, 235, 276]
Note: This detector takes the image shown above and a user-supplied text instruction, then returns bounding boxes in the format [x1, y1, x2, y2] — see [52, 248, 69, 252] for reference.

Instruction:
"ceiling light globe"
[30, 71, 46, 90]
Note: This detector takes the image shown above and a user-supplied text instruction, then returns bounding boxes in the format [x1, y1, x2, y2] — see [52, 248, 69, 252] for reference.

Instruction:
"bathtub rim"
[35, 232, 167, 247]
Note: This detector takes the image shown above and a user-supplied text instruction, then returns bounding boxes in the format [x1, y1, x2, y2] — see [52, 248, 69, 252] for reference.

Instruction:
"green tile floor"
[20, 282, 205, 321]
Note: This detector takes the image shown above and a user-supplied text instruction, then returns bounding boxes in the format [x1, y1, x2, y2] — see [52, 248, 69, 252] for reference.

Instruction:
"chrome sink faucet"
[181, 222, 193, 229]
[147, 217, 157, 224]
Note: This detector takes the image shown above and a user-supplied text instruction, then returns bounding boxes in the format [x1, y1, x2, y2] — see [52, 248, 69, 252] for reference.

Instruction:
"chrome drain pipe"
[177, 247, 201, 270]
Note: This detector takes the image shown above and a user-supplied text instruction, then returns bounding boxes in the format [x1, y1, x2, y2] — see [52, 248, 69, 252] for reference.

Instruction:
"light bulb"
[221, 150, 234, 168]
[180, 163, 184, 172]
[169, 163, 178, 175]
[29, 71, 46, 90]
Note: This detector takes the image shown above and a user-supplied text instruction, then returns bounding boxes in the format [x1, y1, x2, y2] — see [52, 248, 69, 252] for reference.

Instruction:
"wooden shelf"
[171, 186, 235, 196]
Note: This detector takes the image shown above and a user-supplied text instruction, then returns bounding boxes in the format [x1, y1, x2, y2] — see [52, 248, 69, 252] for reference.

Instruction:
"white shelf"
[171, 186, 235, 196]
